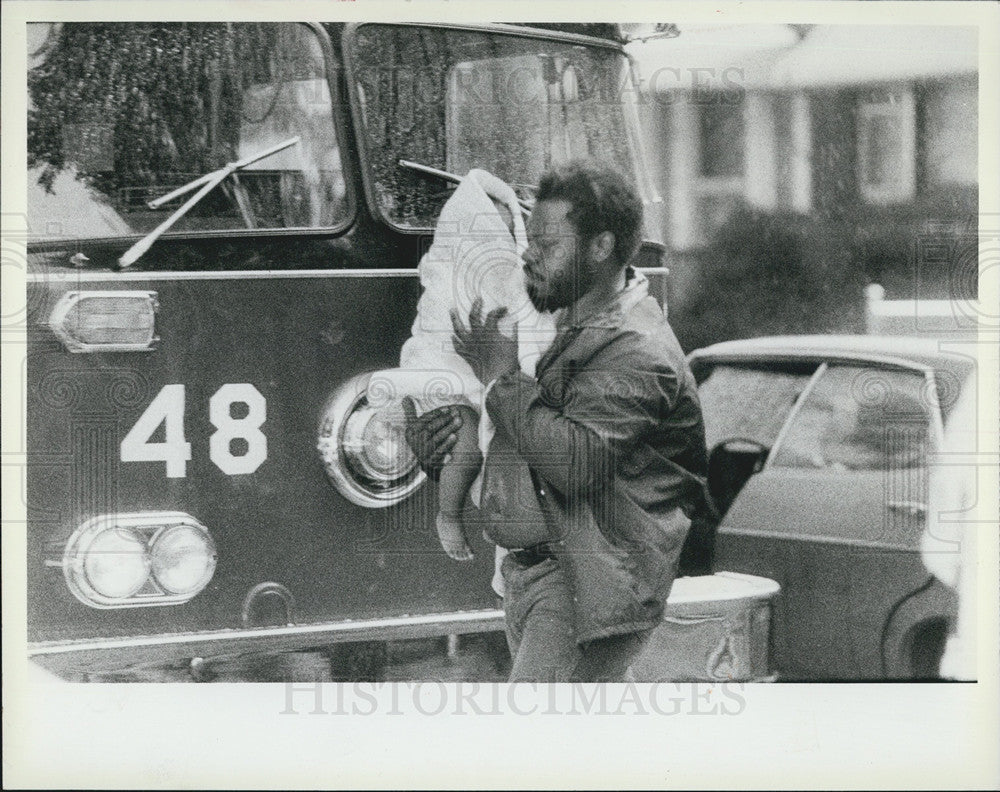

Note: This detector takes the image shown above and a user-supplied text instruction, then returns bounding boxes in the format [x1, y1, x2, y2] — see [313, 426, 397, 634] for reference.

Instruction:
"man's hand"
[451, 297, 519, 386]
[401, 396, 463, 480]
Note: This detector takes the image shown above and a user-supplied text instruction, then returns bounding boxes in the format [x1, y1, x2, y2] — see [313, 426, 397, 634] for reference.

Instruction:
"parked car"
[688, 334, 975, 680]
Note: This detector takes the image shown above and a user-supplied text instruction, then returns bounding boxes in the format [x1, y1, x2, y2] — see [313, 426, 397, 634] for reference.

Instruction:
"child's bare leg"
[436, 405, 482, 561]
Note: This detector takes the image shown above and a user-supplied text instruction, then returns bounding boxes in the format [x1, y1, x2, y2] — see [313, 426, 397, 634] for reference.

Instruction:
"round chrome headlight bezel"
[317, 372, 426, 508]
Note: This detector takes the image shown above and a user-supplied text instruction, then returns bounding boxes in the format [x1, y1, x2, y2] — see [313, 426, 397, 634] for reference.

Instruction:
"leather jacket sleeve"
[484, 330, 680, 501]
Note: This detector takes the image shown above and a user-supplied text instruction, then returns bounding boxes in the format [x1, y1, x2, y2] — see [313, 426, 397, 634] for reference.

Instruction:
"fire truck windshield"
[27, 22, 349, 243]
[347, 24, 654, 230]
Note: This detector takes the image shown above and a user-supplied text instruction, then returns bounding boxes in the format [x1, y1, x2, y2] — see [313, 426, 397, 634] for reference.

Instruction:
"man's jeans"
[501, 554, 651, 682]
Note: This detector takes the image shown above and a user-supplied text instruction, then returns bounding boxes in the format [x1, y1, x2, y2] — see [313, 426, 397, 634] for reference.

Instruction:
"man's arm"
[485, 333, 679, 499]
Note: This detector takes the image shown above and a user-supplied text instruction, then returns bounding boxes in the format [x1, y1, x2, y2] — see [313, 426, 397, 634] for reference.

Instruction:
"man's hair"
[535, 159, 644, 267]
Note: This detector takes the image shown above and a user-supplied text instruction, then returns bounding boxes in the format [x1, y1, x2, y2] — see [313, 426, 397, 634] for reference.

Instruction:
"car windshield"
[346, 24, 657, 233]
[27, 22, 348, 243]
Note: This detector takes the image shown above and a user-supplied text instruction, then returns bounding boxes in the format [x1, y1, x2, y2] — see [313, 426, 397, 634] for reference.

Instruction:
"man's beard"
[525, 267, 590, 314]
[525, 279, 562, 313]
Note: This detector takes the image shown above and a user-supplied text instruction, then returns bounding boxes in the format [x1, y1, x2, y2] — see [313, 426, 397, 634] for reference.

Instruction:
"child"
[369, 169, 556, 560]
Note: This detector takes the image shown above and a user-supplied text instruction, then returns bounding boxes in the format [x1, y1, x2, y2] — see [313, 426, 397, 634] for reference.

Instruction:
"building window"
[923, 77, 977, 187]
[691, 93, 745, 241]
[699, 96, 745, 178]
[857, 87, 916, 204]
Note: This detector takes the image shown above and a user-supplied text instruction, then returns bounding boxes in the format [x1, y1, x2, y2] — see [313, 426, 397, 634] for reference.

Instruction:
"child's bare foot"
[436, 512, 473, 561]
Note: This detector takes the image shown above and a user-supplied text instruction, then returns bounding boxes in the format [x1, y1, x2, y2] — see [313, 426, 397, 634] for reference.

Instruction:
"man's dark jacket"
[484, 271, 708, 642]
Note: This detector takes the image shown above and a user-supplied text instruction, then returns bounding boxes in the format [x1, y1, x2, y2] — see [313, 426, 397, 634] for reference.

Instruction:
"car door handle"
[887, 500, 927, 516]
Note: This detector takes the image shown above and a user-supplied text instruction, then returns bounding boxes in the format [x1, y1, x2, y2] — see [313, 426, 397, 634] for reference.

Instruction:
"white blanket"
[368, 169, 557, 460]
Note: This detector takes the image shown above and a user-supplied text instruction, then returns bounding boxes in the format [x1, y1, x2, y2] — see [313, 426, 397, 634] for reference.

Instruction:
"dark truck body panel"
[25, 21, 670, 676]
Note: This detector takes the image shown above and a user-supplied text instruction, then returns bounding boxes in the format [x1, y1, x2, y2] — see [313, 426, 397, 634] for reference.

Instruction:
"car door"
[714, 361, 940, 679]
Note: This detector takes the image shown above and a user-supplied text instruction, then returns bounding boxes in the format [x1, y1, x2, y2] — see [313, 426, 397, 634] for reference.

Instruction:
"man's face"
[522, 199, 593, 313]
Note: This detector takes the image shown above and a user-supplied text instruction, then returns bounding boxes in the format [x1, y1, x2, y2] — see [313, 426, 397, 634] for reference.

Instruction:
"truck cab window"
[347, 24, 651, 230]
[27, 23, 348, 244]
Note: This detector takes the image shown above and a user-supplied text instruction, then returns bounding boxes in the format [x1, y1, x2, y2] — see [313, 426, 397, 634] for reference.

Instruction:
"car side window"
[696, 364, 816, 452]
[770, 365, 932, 471]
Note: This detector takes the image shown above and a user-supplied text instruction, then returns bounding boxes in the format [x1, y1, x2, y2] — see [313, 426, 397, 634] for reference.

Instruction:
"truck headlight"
[60, 512, 216, 609]
[317, 372, 425, 508]
[149, 523, 218, 596]
[83, 526, 151, 599]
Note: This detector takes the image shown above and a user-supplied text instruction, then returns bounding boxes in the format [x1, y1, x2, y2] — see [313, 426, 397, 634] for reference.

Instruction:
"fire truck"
[24, 21, 773, 681]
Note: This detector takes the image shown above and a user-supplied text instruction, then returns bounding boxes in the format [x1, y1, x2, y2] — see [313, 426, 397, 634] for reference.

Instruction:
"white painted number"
[209, 383, 267, 475]
[120, 384, 267, 477]
[120, 383, 192, 478]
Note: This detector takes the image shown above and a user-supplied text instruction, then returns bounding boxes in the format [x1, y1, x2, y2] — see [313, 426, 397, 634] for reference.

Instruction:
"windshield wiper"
[117, 136, 300, 270]
[398, 159, 534, 217]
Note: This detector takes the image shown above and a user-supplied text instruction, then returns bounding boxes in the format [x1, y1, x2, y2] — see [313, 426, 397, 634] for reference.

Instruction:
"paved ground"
[71, 632, 513, 683]
[383, 633, 511, 682]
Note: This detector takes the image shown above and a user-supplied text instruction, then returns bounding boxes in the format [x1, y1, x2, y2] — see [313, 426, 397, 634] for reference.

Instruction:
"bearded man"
[407, 160, 708, 682]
